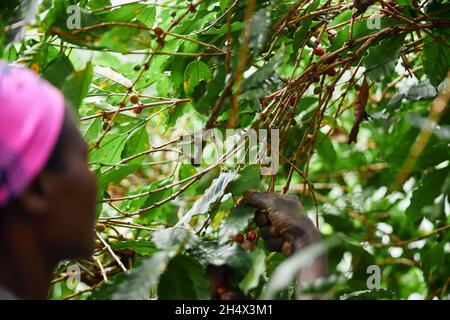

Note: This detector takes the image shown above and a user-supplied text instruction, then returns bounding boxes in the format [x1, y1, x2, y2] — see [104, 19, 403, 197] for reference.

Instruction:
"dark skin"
[244, 190, 328, 287]
[0, 110, 97, 299]
[210, 190, 328, 300]
[0, 109, 325, 300]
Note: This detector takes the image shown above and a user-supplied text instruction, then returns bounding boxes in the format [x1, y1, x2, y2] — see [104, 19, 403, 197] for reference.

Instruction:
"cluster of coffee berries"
[187, 0, 196, 13]
[233, 230, 258, 251]
[233, 231, 257, 243]
[311, 46, 337, 85]
[129, 94, 144, 114]
[153, 27, 165, 46]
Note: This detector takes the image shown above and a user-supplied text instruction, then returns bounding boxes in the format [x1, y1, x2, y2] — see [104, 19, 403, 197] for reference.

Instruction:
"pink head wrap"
[0, 62, 65, 206]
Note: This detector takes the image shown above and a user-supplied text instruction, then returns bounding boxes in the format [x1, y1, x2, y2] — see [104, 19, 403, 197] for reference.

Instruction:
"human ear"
[16, 174, 52, 218]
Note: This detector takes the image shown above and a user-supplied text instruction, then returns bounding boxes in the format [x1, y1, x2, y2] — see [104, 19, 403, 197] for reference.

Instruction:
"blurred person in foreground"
[0, 63, 326, 300]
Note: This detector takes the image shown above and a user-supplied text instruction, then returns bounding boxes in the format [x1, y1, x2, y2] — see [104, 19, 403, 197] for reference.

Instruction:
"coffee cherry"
[327, 68, 336, 77]
[247, 231, 257, 241]
[129, 94, 139, 104]
[233, 234, 244, 243]
[133, 64, 141, 71]
[95, 223, 106, 232]
[313, 47, 325, 56]
[312, 74, 320, 83]
[170, 11, 177, 17]
[188, 3, 196, 12]
[289, 97, 297, 106]
[132, 107, 143, 114]
[102, 121, 109, 131]
[157, 38, 166, 47]
[216, 286, 226, 296]
[241, 240, 254, 251]
[313, 87, 321, 94]
[153, 27, 163, 37]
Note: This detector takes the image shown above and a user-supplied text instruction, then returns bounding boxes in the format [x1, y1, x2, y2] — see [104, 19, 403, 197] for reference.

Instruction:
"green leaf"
[227, 164, 261, 197]
[317, 132, 337, 169]
[422, 31, 450, 86]
[382, 123, 450, 170]
[91, 272, 126, 300]
[219, 203, 256, 243]
[183, 60, 213, 96]
[249, 8, 270, 57]
[190, 241, 252, 270]
[396, 0, 414, 7]
[364, 34, 406, 82]
[406, 166, 450, 223]
[43, 54, 74, 88]
[136, 6, 156, 28]
[205, 22, 244, 35]
[87, 0, 111, 10]
[329, 12, 399, 53]
[4, 0, 39, 45]
[89, 133, 127, 166]
[177, 171, 237, 225]
[388, 81, 438, 107]
[193, 65, 226, 115]
[62, 62, 93, 114]
[98, 27, 133, 54]
[158, 255, 210, 300]
[100, 3, 151, 23]
[293, 0, 320, 53]
[340, 289, 397, 300]
[123, 179, 173, 217]
[263, 240, 333, 299]
[112, 252, 169, 300]
[110, 239, 158, 256]
[242, 50, 284, 91]
[239, 247, 266, 295]
[152, 227, 200, 251]
[98, 126, 149, 186]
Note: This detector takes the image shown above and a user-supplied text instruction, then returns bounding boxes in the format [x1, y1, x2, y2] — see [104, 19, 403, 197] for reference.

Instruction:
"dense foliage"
[1, 0, 449, 300]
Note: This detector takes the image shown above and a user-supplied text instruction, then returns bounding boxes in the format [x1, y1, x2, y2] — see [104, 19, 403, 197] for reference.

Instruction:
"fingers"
[243, 190, 275, 209]
[244, 190, 302, 213]
[281, 240, 295, 256]
[261, 225, 279, 238]
[264, 237, 284, 252]
[255, 210, 269, 226]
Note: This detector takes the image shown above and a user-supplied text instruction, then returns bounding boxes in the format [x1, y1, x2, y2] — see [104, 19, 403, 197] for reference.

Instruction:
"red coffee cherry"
[129, 94, 139, 104]
[241, 240, 254, 251]
[247, 231, 257, 241]
[188, 4, 196, 13]
[153, 27, 163, 37]
[313, 47, 325, 56]
[216, 286, 227, 296]
[233, 234, 244, 243]
[327, 68, 336, 77]
[132, 107, 143, 114]
[289, 97, 297, 106]
[95, 223, 106, 232]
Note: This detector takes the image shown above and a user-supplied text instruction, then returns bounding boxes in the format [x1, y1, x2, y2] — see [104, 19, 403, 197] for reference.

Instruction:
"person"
[0, 62, 326, 300]
[209, 191, 328, 299]
[0, 63, 97, 299]
[244, 190, 328, 284]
